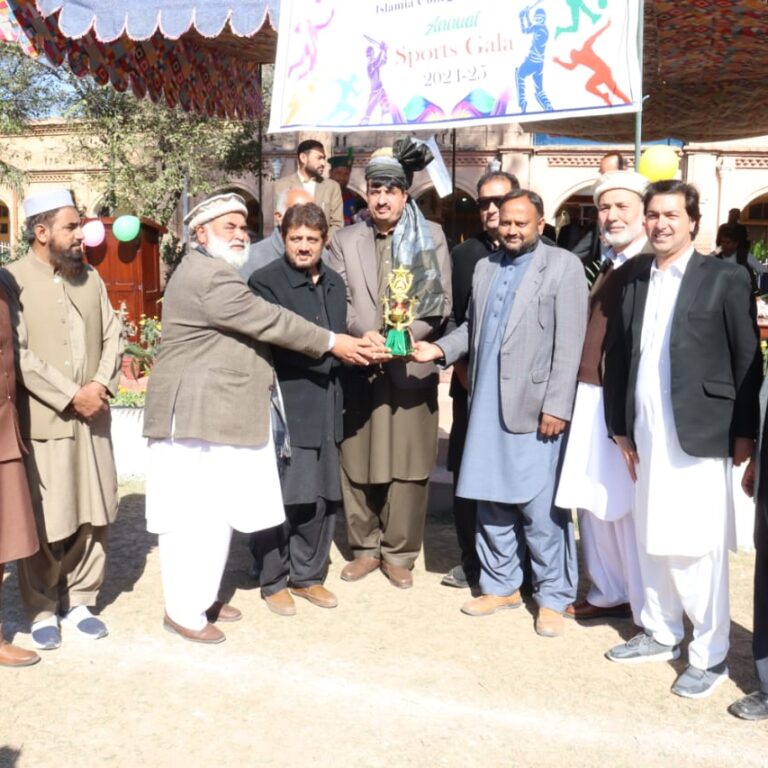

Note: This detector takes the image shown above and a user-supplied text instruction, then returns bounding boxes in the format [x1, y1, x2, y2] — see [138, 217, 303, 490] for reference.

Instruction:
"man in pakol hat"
[555, 170, 649, 625]
[0, 189, 122, 651]
[327, 138, 452, 590]
[143, 193, 383, 643]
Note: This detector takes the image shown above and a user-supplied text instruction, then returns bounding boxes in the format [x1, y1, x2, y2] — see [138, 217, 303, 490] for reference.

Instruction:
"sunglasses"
[477, 196, 505, 211]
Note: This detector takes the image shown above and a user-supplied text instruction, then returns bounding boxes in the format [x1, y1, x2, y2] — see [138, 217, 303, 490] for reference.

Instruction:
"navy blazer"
[604, 251, 762, 458]
[249, 257, 346, 448]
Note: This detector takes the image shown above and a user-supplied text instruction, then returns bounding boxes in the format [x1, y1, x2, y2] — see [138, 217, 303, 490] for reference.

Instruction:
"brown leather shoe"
[380, 561, 413, 589]
[0, 638, 40, 667]
[340, 557, 381, 582]
[461, 592, 522, 616]
[290, 585, 338, 608]
[262, 588, 297, 616]
[205, 601, 242, 623]
[163, 614, 225, 644]
[564, 600, 632, 621]
[535, 606, 565, 637]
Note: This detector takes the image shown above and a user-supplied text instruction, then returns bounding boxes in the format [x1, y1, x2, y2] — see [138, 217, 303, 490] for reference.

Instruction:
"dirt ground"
[2, 479, 767, 768]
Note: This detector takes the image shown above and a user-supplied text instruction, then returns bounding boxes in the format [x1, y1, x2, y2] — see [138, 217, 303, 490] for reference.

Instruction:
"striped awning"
[3, 0, 280, 118]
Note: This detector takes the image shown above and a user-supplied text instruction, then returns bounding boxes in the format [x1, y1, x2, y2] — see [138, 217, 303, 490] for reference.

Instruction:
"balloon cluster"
[82, 215, 141, 248]
[637, 146, 680, 182]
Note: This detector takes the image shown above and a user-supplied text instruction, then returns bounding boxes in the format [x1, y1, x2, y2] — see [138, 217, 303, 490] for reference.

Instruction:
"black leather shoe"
[728, 691, 768, 720]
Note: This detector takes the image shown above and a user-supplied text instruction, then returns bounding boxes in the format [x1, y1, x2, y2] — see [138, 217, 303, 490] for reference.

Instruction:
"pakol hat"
[185, 192, 248, 230]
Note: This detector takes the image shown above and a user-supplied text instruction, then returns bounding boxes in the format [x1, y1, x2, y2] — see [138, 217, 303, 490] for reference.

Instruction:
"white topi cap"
[184, 193, 248, 231]
[23, 189, 76, 218]
[592, 171, 649, 207]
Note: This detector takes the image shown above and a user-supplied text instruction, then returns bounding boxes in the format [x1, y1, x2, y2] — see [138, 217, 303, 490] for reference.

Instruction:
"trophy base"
[385, 328, 412, 357]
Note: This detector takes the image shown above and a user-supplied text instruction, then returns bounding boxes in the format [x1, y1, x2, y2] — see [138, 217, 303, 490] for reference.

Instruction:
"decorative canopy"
[2, 0, 768, 141]
[2, 0, 280, 118]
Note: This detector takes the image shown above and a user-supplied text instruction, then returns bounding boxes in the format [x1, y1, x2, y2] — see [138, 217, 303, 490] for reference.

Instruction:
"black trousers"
[251, 499, 337, 597]
[447, 385, 480, 581]
[754, 501, 768, 693]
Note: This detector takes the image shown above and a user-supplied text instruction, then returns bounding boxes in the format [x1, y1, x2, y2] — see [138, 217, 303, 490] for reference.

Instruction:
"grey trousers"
[476, 478, 577, 612]
[754, 502, 768, 693]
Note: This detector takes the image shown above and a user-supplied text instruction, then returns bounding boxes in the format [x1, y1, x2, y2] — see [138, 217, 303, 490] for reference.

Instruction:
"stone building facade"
[3, 121, 768, 257]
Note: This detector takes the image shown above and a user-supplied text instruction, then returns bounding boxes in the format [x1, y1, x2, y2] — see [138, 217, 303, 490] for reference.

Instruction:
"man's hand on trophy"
[362, 329, 387, 346]
[409, 341, 444, 363]
[331, 333, 391, 366]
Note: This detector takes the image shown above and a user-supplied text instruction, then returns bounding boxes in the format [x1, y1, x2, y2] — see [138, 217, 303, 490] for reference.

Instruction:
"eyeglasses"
[477, 196, 505, 211]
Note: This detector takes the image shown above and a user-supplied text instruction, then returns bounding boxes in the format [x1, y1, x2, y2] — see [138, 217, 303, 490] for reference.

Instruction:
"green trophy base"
[385, 328, 411, 356]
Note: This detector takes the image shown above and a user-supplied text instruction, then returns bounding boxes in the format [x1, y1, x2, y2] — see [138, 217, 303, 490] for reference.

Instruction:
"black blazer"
[604, 251, 762, 458]
[249, 257, 346, 448]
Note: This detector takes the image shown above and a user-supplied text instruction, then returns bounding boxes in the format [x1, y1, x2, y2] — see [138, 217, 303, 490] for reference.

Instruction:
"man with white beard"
[143, 193, 385, 643]
[556, 171, 649, 624]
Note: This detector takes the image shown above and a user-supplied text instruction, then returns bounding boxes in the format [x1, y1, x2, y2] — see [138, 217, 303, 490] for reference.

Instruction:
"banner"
[269, 0, 641, 133]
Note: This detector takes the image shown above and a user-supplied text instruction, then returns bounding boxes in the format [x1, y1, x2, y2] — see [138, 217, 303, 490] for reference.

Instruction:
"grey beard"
[206, 235, 248, 269]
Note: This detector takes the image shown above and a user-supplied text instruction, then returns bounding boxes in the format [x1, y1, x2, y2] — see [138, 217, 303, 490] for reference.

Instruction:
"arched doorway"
[414, 187, 479, 249]
[553, 188, 596, 251]
[0, 198, 12, 262]
[742, 194, 768, 251]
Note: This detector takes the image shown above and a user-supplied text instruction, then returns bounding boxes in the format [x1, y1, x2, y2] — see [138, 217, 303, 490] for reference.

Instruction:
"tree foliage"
[67, 79, 263, 227]
[0, 42, 70, 191]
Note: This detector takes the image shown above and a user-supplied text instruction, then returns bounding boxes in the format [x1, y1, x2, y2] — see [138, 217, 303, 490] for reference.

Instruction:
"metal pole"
[181, 171, 189, 243]
[634, 0, 645, 167]
[450, 128, 457, 245]
[257, 64, 264, 240]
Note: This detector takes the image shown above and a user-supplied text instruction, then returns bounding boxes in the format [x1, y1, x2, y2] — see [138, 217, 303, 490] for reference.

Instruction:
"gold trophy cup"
[382, 265, 416, 356]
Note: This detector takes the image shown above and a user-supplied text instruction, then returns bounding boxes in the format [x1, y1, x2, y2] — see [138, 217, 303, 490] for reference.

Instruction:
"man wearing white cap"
[556, 170, 649, 625]
[0, 189, 122, 650]
[143, 192, 383, 644]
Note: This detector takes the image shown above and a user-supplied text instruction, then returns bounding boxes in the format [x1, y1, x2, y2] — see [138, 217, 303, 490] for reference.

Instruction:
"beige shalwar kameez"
[0, 256, 121, 621]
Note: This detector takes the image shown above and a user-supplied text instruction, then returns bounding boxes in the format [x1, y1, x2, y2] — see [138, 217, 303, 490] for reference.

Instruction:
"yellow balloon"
[638, 145, 680, 182]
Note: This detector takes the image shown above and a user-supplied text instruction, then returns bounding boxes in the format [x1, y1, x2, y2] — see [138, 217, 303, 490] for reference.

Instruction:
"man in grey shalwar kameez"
[413, 190, 587, 637]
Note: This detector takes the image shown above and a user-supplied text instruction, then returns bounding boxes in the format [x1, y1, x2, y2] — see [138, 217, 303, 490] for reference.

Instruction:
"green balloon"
[113, 215, 141, 242]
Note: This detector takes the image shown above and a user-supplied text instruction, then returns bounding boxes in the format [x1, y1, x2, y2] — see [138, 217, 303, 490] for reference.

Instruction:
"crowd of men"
[1, 141, 767, 721]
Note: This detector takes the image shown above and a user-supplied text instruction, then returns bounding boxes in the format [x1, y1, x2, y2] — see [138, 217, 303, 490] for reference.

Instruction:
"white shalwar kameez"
[555, 244, 643, 621]
[633, 247, 734, 669]
[146, 428, 285, 630]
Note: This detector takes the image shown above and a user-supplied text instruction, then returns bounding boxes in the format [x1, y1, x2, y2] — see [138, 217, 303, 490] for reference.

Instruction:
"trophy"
[381, 265, 416, 356]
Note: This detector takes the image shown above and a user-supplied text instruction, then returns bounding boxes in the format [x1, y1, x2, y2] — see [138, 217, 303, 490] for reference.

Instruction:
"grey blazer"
[438, 240, 588, 433]
[327, 218, 452, 387]
[273, 171, 344, 238]
[143, 248, 331, 446]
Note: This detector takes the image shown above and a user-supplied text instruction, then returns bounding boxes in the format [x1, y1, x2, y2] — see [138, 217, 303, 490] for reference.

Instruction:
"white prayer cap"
[23, 189, 76, 218]
[593, 171, 648, 206]
[184, 192, 248, 230]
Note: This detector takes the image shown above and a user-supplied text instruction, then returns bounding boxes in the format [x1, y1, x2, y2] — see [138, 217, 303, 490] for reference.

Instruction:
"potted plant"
[111, 313, 161, 480]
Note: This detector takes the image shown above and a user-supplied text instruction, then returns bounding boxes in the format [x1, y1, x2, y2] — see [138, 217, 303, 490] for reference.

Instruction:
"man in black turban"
[327, 138, 452, 589]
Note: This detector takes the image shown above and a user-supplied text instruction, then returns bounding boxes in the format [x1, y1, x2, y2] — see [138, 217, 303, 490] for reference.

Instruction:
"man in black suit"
[248, 203, 347, 616]
[603, 180, 761, 699]
[441, 170, 520, 590]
